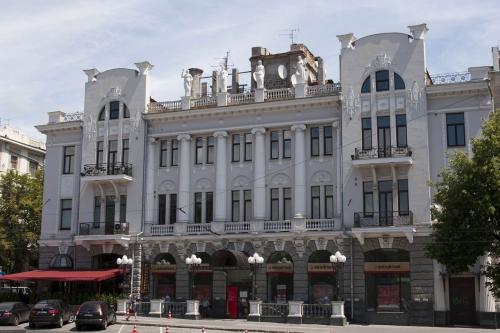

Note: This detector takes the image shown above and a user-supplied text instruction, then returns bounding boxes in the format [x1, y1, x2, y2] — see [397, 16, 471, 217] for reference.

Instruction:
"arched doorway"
[308, 250, 336, 303]
[190, 252, 212, 317]
[364, 249, 410, 313]
[151, 253, 176, 299]
[267, 251, 293, 303]
[211, 249, 251, 319]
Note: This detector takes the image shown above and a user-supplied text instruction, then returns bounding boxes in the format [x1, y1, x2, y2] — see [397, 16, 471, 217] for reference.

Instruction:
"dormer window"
[394, 73, 405, 90]
[109, 101, 120, 120]
[123, 104, 130, 118]
[361, 76, 371, 93]
[375, 70, 389, 92]
[98, 107, 105, 121]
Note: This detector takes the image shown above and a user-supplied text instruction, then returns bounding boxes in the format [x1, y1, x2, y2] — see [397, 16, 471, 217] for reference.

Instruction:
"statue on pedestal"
[295, 56, 306, 84]
[219, 66, 228, 93]
[253, 60, 265, 89]
[181, 69, 193, 97]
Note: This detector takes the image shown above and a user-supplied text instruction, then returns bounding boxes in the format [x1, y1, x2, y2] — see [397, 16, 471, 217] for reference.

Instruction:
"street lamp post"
[330, 251, 347, 301]
[185, 254, 202, 299]
[117, 255, 134, 296]
[248, 253, 264, 301]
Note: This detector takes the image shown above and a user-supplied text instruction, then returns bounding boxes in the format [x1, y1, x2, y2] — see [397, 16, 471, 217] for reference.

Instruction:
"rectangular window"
[362, 118, 372, 150]
[270, 131, 279, 159]
[232, 190, 240, 222]
[363, 181, 374, 216]
[325, 185, 334, 219]
[160, 140, 168, 167]
[446, 113, 466, 147]
[109, 101, 120, 120]
[283, 187, 292, 220]
[60, 199, 72, 230]
[310, 127, 320, 156]
[195, 137, 203, 165]
[96, 141, 104, 166]
[10, 155, 18, 170]
[171, 139, 178, 166]
[108, 140, 118, 165]
[122, 139, 129, 164]
[396, 115, 407, 148]
[244, 190, 252, 221]
[375, 70, 390, 92]
[311, 186, 320, 219]
[120, 195, 127, 223]
[63, 146, 75, 174]
[206, 136, 214, 164]
[232, 134, 240, 162]
[158, 194, 166, 225]
[244, 133, 252, 161]
[398, 179, 409, 215]
[169, 194, 177, 224]
[29, 161, 38, 176]
[270, 188, 280, 221]
[194, 192, 202, 223]
[283, 130, 291, 159]
[206, 192, 213, 223]
[377, 116, 391, 157]
[324, 126, 333, 156]
[93, 196, 101, 228]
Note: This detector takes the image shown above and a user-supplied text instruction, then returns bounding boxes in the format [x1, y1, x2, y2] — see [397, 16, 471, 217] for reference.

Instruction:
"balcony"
[74, 222, 131, 250]
[80, 163, 133, 183]
[351, 146, 413, 167]
[353, 211, 413, 228]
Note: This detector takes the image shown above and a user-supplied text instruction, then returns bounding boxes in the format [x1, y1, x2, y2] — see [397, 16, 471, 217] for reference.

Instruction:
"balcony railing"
[352, 146, 412, 160]
[81, 163, 133, 177]
[224, 222, 251, 233]
[264, 220, 291, 232]
[63, 112, 83, 122]
[353, 211, 413, 228]
[78, 222, 129, 236]
[305, 219, 336, 231]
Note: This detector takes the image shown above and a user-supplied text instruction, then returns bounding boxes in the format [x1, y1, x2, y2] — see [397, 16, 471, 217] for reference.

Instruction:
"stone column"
[177, 134, 191, 223]
[145, 138, 156, 223]
[251, 128, 266, 220]
[214, 131, 228, 222]
[291, 124, 306, 218]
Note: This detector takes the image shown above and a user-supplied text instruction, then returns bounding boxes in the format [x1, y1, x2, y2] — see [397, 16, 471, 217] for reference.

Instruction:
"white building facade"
[36, 24, 497, 327]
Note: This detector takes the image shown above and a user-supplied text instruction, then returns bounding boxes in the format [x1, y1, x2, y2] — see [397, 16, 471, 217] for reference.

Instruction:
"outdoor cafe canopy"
[0, 269, 122, 282]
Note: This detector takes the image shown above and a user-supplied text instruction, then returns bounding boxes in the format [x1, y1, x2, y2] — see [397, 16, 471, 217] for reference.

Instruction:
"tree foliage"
[427, 110, 500, 295]
[0, 169, 43, 273]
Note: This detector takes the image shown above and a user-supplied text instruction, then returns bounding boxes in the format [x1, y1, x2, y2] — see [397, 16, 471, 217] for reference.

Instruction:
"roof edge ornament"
[83, 68, 100, 82]
[337, 33, 356, 50]
[135, 61, 154, 76]
[408, 23, 428, 40]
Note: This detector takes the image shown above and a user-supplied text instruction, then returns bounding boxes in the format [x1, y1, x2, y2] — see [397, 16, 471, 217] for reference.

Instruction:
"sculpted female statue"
[295, 56, 306, 84]
[219, 67, 228, 93]
[253, 60, 265, 89]
[181, 69, 193, 97]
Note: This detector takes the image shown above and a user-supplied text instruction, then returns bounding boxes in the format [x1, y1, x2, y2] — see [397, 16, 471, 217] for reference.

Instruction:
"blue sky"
[1, 0, 499, 141]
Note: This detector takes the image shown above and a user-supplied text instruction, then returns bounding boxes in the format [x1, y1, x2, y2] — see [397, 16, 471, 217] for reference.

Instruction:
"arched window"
[98, 106, 105, 121]
[123, 104, 130, 118]
[361, 76, 371, 93]
[49, 254, 73, 269]
[375, 70, 390, 92]
[394, 73, 405, 90]
[109, 101, 120, 120]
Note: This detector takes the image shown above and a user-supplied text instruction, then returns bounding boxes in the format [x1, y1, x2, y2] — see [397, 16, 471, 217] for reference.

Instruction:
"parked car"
[75, 301, 116, 330]
[0, 302, 30, 326]
[29, 299, 72, 328]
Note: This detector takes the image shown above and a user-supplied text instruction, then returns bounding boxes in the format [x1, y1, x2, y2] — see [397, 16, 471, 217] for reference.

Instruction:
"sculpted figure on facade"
[253, 60, 265, 89]
[219, 66, 228, 93]
[295, 56, 307, 84]
[181, 69, 193, 97]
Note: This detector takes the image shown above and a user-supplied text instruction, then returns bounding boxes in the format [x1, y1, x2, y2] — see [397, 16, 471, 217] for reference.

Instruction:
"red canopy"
[0, 269, 122, 282]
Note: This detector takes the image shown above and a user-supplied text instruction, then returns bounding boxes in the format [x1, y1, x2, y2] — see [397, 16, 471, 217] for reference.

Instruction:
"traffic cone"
[201, 327, 205, 333]
[168, 310, 172, 319]
[166, 326, 170, 333]
[244, 329, 248, 333]
[131, 325, 138, 333]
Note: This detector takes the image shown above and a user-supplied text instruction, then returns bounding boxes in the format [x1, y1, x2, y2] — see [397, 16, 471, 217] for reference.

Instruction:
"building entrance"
[449, 277, 476, 326]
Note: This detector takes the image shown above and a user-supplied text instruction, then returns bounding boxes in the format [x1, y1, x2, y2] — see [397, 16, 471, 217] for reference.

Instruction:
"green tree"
[0, 169, 43, 273]
[427, 110, 500, 296]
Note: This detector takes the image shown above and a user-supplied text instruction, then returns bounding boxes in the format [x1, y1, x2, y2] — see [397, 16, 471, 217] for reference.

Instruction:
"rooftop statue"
[219, 66, 228, 93]
[253, 60, 265, 89]
[295, 56, 306, 84]
[181, 69, 193, 97]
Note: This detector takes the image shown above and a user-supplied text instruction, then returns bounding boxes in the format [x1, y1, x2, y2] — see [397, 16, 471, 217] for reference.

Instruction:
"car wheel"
[57, 317, 64, 328]
[12, 315, 19, 326]
[101, 319, 107, 330]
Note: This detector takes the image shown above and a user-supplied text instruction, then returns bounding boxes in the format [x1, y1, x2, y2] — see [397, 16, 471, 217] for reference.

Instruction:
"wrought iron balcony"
[353, 211, 413, 228]
[81, 163, 133, 177]
[78, 222, 129, 236]
[352, 146, 412, 160]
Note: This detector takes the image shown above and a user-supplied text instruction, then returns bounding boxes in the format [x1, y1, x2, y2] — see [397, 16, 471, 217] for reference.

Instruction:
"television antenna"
[280, 28, 300, 44]
[212, 50, 233, 71]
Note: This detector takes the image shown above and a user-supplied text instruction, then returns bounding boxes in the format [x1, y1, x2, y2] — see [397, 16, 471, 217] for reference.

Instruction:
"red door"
[227, 286, 238, 318]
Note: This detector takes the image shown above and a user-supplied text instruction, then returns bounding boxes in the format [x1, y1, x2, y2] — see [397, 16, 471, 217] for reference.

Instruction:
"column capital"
[291, 124, 306, 132]
[251, 127, 266, 135]
[177, 134, 191, 142]
[213, 131, 228, 138]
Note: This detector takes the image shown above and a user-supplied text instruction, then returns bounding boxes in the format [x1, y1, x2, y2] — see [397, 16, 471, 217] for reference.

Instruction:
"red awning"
[0, 269, 122, 282]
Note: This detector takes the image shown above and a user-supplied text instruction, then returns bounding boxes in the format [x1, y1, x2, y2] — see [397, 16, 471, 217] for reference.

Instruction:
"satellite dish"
[278, 65, 288, 79]
[290, 74, 297, 87]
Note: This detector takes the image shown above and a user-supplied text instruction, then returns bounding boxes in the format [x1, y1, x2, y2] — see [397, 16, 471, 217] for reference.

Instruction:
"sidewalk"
[116, 315, 494, 333]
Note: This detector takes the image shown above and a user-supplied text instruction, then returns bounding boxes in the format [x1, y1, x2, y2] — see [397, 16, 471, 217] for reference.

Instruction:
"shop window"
[267, 252, 294, 304]
[394, 73, 405, 90]
[361, 76, 371, 93]
[375, 70, 389, 92]
[308, 250, 336, 303]
[152, 253, 176, 299]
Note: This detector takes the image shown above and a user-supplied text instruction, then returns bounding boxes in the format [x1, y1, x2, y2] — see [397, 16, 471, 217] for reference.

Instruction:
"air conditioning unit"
[114, 223, 122, 232]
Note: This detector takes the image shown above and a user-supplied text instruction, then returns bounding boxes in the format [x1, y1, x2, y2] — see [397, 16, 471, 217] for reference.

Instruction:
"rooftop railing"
[429, 72, 471, 85]
[63, 112, 83, 122]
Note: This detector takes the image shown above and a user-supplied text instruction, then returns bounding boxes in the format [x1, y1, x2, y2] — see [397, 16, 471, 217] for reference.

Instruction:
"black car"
[29, 299, 72, 328]
[75, 301, 116, 330]
[0, 302, 30, 326]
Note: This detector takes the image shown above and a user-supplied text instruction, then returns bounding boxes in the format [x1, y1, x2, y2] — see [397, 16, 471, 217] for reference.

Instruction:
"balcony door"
[377, 116, 391, 157]
[378, 181, 393, 226]
[105, 196, 115, 234]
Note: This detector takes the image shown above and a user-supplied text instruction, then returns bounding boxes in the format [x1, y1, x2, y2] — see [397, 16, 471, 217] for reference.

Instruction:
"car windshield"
[34, 302, 56, 310]
[0, 303, 15, 310]
[79, 303, 100, 311]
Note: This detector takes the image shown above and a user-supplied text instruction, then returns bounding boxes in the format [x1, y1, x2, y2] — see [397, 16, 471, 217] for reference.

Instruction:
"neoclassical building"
[36, 24, 497, 327]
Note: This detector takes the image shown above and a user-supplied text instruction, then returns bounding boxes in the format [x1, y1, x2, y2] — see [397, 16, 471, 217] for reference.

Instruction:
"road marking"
[118, 324, 125, 333]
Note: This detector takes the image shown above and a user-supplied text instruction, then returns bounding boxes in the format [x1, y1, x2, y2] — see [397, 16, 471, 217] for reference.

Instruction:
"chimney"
[189, 68, 203, 98]
[252, 47, 270, 57]
[211, 71, 218, 96]
[316, 57, 325, 85]
[231, 68, 239, 94]
[201, 82, 208, 97]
